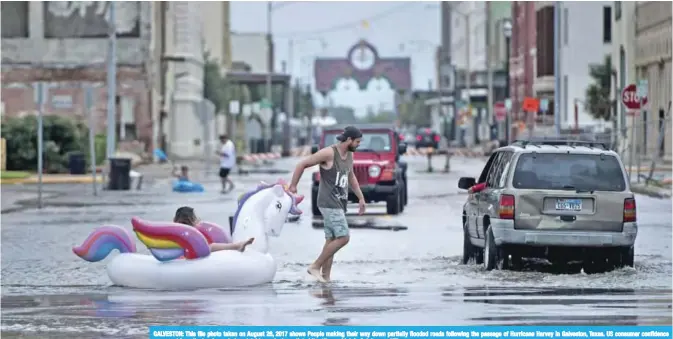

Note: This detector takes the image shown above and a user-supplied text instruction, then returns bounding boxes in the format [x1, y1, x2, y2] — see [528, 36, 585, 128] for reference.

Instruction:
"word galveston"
[149, 326, 672, 339]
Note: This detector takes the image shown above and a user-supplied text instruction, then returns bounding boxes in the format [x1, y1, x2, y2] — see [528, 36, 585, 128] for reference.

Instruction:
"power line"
[274, 2, 424, 39]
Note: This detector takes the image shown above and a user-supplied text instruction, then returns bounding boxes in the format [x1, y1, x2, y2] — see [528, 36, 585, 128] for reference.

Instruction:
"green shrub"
[1, 116, 91, 172]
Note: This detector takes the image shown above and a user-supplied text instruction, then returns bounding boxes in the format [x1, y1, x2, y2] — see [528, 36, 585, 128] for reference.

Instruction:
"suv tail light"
[433, 135, 440, 142]
[416, 135, 422, 141]
[623, 198, 636, 222]
[498, 194, 515, 219]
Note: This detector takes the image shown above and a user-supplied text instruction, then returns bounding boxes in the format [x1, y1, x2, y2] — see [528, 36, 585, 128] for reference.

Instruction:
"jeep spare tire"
[386, 187, 401, 215]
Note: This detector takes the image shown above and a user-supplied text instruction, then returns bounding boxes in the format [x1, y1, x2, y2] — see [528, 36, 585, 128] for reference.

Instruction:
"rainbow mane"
[131, 217, 211, 262]
[72, 225, 137, 262]
[232, 178, 304, 232]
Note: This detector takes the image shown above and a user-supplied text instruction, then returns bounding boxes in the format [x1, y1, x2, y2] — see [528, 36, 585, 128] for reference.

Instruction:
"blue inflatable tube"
[172, 180, 205, 193]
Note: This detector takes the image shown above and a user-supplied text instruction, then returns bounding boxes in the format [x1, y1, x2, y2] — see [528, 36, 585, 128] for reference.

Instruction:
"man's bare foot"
[307, 266, 327, 283]
[322, 275, 331, 282]
[238, 237, 255, 252]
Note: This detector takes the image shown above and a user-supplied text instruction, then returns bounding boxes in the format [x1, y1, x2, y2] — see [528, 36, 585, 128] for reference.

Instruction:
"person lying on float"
[173, 206, 254, 252]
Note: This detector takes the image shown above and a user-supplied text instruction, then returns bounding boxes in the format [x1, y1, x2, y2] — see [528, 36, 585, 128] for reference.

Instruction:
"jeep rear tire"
[386, 187, 401, 215]
[484, 226, 508, 271]
[311, 187, 321, 217]
[399, 183, 406, 213]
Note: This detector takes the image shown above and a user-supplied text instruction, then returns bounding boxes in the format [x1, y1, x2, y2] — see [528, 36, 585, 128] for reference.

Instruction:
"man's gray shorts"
[318, 207, 349, 239]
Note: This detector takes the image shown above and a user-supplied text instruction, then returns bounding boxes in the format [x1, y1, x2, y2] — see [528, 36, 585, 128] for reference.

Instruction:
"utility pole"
[266, 1, 273, 149]
[465, 13, 472, 145]
[553, 1, 562, 136]
[485, 3, 494, 140]
[282, 39, 294, 157]
[106, 2, 117, 160]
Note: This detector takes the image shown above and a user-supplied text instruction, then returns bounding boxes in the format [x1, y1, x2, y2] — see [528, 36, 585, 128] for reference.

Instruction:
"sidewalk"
[1, 174, 105, 185]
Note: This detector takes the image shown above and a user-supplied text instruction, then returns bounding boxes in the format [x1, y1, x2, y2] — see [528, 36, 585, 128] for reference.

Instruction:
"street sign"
[522, 97, 539, 112]
[242, 104, 252, 117]
[637, 79, 648, 97]
[540, 98, 549, 112]
[494, 101, 507, 122]
[252, 102, 261, 114]
[621, 83, 648, 111]
[229, 100, 240, 115]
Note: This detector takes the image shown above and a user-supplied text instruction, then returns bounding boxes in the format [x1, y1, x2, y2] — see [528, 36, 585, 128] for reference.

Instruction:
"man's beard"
[347, 144, 357, 152]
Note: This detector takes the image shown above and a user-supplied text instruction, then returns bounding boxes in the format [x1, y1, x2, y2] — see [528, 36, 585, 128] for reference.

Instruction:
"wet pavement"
[2, 155, 672, 337]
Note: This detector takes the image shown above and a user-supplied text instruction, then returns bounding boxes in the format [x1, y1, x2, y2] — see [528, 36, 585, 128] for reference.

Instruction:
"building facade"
[488, 2, 512, 72]
[558, 1, 613, 128]
[230, 32, 273, 74]
[532, 2, 556, 124]
[632, 1, 672, 161]
[509, 1, 536, 122]
[451, 2, 488, 74]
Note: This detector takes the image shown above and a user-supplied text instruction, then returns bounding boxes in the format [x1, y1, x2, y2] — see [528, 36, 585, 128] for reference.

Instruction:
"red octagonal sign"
[621, 84, 648, 110]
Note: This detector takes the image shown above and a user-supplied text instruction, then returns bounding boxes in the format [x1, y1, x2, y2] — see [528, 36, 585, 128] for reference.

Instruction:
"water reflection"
[438, 286, 671, 325]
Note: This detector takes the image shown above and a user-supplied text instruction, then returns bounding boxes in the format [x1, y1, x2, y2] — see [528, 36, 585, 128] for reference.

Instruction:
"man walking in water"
[217, 135, 236, 193]
[288, 126, 366, 283]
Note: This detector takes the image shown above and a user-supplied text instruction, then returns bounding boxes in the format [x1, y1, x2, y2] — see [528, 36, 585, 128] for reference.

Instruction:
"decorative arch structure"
[314, 40, 411, 96]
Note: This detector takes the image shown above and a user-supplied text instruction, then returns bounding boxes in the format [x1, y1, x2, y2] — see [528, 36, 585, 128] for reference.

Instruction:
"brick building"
[509, 2, 537, 122]
[1, 2, 154, 149]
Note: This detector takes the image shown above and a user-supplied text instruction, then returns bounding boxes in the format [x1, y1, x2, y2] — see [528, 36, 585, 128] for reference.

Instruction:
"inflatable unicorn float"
[72, 179, 303, 290]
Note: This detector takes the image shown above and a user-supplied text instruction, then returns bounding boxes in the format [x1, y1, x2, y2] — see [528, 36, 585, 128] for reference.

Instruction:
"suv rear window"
[512, 153, 626, 191]
[324, 132, 392, 152]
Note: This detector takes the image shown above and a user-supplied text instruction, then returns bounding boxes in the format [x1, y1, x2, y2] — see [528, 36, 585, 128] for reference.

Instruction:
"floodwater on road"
[1, 157, 671, 337]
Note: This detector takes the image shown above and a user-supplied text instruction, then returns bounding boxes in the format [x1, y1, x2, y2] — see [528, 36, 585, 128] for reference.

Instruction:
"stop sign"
[494, 102, 507, 122]
[621, 84, 648, 110]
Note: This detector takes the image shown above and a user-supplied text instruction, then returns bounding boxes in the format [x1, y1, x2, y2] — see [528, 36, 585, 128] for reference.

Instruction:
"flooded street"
[2, 156, 671, 338]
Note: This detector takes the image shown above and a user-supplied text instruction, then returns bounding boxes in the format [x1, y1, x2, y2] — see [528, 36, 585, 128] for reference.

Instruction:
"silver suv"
[458, 139, 637, 273]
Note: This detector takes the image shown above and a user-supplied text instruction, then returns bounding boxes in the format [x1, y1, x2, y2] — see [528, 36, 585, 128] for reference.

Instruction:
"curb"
[1, 176, 106, 185]
[631, 184, 672, 199]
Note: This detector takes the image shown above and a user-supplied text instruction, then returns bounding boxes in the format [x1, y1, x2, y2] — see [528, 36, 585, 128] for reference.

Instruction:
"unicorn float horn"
[73, 225, 137, 262]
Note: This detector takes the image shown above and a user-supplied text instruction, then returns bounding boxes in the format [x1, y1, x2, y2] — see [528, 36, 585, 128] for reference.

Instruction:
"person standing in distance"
[288, 126, 366, 283]
[217, 135, 236, 193]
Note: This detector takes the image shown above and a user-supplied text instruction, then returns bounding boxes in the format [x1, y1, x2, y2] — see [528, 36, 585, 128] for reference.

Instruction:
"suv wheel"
[386, 187, 402, 215]
[462, 221, 475, 265]
[311, 187, 321, 217]
[484, 226, 508, 271]
[620, 246, 634, 268]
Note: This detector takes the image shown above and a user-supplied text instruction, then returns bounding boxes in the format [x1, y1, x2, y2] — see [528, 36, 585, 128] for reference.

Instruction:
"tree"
[585, 55, 614, 121]
[203, 52, 227, 115]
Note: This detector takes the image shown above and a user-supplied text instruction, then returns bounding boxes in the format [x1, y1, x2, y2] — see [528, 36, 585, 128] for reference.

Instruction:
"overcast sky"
[230, 1, 440, 117]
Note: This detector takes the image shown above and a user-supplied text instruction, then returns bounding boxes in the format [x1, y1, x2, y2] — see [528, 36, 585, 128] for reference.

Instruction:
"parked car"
[311, 124, 408, 216]
[415, 127, 440, 149]
[458, 139, 636, 273]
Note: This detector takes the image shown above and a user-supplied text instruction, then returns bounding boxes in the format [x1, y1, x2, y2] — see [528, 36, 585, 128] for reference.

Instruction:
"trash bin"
[68, 152, 86, 175]
[108, 158, 131, 190]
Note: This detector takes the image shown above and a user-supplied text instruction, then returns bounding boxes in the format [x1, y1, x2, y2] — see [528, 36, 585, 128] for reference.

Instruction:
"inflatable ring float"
[172, 179, 205, 193]
[73, 179, 304, 289]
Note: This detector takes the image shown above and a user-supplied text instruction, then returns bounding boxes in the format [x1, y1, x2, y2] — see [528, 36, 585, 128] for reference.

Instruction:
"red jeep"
[310, 125, 409, 216]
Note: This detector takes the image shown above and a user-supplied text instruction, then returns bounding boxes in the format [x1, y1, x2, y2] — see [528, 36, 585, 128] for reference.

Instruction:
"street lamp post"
[266, 2, 274, 151]
[503, 19, 512, 145]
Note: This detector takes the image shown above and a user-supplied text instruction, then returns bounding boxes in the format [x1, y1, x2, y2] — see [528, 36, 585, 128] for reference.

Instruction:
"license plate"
[555, 199, 582, 211]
